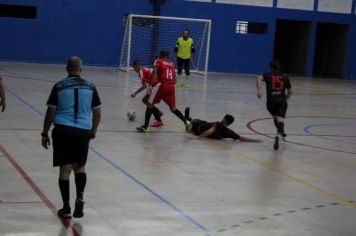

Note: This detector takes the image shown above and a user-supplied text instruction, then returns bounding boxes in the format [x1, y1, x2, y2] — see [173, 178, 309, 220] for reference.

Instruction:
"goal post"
[119, 14, 211, 76]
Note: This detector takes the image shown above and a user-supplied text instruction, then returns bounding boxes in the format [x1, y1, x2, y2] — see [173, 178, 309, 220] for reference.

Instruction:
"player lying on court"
[185, 107, 262, 142]
[137, 50, 191, 133]
[131, 60, 164, 127]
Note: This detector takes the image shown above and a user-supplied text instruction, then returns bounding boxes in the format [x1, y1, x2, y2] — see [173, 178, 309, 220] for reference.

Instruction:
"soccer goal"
[119, 14, 211, 76]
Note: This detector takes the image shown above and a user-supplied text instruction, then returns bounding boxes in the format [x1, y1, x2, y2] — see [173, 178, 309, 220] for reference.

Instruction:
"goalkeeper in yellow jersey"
[174, 29, 195, 88]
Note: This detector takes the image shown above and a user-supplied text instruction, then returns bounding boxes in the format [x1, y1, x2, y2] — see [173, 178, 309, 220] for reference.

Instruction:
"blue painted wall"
[0, 0, 152, 66]
[161, 0, 356, 78]
[0, 0, 355, 79]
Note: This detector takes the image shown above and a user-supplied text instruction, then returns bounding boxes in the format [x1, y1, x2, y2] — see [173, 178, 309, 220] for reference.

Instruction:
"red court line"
[246, 116, 356, 156]
[0, 144, 80, 236]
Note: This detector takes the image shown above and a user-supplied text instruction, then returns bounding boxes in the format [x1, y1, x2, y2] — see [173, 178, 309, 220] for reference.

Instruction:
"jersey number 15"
[272, 75, 284, 91]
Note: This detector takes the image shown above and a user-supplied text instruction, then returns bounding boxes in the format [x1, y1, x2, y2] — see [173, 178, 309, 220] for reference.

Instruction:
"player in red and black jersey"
[131, 60, 164, 127]
[256, 60, 292, 150]
[137, 50, 191, 132]
[185, 107, 261, 142]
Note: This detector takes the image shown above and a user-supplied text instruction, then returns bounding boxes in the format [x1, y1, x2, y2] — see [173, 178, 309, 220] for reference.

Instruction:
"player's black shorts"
[267, 100, 288, 118]
[177, 57, 191, 75]
[52, 125, 91, 167]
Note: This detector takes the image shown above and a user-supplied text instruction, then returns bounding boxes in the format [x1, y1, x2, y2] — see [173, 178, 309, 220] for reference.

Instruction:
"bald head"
[66, 56, 82, 75]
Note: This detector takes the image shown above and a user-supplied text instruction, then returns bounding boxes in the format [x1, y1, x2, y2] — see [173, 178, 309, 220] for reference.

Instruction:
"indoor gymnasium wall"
[0, 0, 152, 66]
[167, 0, 356, 79]
[0, 0, 356, 79]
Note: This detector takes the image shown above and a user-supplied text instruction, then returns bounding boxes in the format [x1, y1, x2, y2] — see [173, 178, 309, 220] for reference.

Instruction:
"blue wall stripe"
[314, 0, 319, 11]
[273, 0, 278, 8]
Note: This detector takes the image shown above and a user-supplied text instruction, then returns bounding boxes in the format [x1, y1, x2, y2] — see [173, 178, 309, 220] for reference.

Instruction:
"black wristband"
[41, 132, 48, 137]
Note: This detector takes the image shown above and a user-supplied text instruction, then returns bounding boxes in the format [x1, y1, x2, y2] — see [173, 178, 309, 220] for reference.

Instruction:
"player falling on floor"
[185, 107, 261, 142]
[131, 60, 164, 127]
[256, 60, 292, 150]
[136, 50, 191, 133]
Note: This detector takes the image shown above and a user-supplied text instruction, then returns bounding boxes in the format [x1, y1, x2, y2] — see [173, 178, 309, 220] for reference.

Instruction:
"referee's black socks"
[59, 179, 70, 209]
[75, 172, 87, 201]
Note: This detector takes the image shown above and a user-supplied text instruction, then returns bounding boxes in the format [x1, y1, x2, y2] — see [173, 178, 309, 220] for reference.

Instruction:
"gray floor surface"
[0, 63, 355, 236]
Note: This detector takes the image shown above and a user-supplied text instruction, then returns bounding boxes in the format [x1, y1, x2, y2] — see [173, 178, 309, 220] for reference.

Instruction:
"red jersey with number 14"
[154, 58, 176, 85]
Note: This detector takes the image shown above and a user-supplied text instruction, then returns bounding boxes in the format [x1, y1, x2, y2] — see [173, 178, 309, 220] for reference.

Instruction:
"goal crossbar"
[119, 14, 211, 76]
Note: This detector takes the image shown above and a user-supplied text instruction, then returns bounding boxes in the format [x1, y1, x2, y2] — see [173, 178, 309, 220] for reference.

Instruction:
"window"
[0, 4, 37, 19]
[236, 21, 268, 34]
[236, 21, 248, 34]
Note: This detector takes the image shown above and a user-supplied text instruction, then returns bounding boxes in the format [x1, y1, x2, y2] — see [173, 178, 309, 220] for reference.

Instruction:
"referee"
[41, 56, 102, 218]
[175, 29, 195, 88]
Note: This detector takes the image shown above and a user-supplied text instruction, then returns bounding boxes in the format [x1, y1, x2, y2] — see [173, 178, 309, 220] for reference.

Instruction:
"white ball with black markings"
[127, 109, 136, 121]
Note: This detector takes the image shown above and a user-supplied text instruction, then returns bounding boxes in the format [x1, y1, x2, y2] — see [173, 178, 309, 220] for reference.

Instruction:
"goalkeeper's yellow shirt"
[176, 37, 194, 59]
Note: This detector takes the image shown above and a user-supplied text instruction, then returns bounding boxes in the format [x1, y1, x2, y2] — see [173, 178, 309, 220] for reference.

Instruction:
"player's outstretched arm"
[238, 136, 262, 143]
[191, 127, 215, 140]
[131, 84, 147, 97]
[256, 75, 264, 99]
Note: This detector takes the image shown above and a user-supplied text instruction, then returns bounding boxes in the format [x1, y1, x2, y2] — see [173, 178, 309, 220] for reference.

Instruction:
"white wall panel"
[216, 0, 273, 7]
[318, 0, 353, 14]
[277, 0, 314, 11]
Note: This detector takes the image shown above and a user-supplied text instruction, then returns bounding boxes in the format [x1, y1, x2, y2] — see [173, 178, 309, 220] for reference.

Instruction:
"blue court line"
[304, 124, 356, 145]
[4, 86, 214, 236]
[5, 87, 45, 117]
[0, 67, 55, 83]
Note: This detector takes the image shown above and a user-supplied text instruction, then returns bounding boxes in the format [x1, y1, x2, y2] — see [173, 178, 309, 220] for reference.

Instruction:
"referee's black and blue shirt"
[47, 75, 102, 130]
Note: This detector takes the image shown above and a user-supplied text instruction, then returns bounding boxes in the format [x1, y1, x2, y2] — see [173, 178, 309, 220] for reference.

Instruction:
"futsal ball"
[127, 109, 136, 121]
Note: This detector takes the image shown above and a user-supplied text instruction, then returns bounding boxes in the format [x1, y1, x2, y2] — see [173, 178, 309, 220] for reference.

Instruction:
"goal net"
[119, 14, 211, 76]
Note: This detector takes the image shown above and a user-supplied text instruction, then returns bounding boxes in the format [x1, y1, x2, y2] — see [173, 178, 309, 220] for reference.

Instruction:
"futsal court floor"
[0, 62, 355, 236]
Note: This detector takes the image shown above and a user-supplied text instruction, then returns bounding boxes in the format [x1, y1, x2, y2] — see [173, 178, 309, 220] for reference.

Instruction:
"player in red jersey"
[137, 50, 191, 132]
[131, 60, 164, 127]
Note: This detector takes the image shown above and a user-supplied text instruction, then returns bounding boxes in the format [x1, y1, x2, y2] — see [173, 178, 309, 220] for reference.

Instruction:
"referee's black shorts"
[177, 57, 191, 75]
[52, 125, 91, 167]
[266, 99, 288, 118]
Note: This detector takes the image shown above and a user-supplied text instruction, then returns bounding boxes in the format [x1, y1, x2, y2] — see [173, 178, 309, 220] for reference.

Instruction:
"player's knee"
[142, 97, 148, 104]
[276, 116, 284, 122]
[59, 165, 72, 179]
[73, 164, 86, 173]
[170, 107, 176, 112]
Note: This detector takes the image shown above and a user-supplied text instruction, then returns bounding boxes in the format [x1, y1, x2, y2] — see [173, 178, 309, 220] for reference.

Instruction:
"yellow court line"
[166, 120, 356, 208]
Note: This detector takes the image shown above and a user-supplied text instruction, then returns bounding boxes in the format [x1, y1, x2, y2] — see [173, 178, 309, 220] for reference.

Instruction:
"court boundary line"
[247, 116, 356, 155]
[304, 123, 356, 145]
[0, 144, 80, 236]
[167, 120, 356, 208]
[4, 86, 214, 236]
[3, 67, 356, 97]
